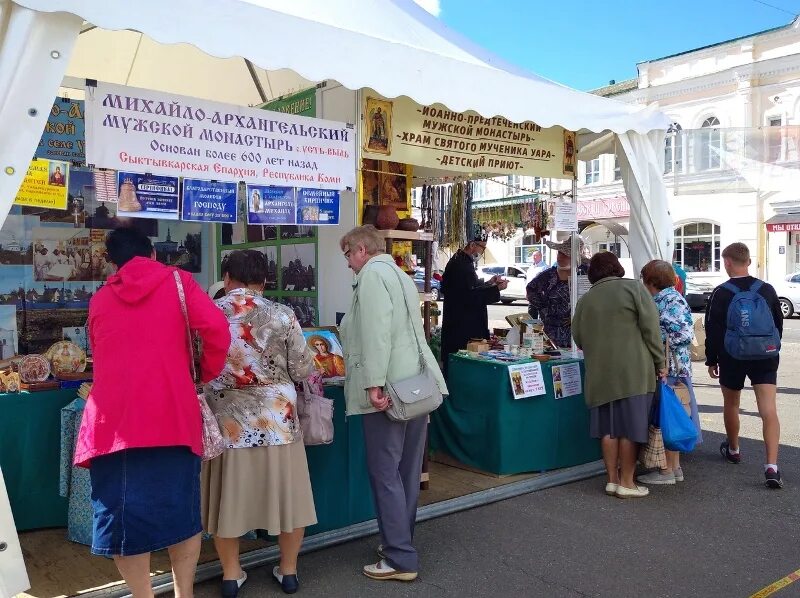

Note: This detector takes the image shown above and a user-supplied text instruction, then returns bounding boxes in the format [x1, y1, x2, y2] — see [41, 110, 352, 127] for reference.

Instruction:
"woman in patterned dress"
[638, 260, 702, 486]
[201, 249, 317, 596]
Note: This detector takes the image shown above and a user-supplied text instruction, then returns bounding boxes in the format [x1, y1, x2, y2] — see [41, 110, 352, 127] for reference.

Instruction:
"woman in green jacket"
[572, 252, 665, 499]
[339, 225, 447, 582]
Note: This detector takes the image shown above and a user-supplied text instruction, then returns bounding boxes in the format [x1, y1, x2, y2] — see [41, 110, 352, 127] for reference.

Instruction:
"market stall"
[431, 354, 599, 476]
[0, 1, 674, 596]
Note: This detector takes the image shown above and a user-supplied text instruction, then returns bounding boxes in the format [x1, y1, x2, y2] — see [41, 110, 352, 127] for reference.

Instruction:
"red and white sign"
[577, 197, 630, 220]
[766, 222, 800, 232]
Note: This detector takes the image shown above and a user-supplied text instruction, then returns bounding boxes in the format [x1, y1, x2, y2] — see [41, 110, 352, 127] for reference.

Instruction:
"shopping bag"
[641, 425, 667, 470]
[659, 382, 698, 453]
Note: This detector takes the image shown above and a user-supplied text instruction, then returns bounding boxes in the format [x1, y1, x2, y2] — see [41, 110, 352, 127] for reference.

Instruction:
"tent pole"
[244, 59, 268, 103]
[571, 178, 578, 355]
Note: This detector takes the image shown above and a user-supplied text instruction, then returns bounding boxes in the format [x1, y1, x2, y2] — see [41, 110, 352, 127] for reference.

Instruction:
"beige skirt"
[201, 441, 317, 538]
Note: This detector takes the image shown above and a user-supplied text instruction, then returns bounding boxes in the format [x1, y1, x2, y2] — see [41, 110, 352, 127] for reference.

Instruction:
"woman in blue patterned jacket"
[638, 260, 703, 486]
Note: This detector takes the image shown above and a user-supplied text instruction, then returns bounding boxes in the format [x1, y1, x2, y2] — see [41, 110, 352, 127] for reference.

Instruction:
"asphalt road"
[188, 316, 800, 598]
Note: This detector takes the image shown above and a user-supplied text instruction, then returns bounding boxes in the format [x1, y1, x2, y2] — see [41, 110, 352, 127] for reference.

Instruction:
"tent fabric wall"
[617, 130, 673, 273]
[0, 1, 82, 229]
[578, 130, 674, 275]
[14, 0, 669, 134]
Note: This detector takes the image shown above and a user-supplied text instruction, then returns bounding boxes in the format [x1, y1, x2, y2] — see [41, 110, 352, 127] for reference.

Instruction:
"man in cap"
[440, 226, 508, 377]
[526, 236, 586, 349]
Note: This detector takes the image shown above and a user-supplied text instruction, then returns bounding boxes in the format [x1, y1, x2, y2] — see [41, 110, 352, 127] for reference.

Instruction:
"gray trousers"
[362, 412, 427, 573]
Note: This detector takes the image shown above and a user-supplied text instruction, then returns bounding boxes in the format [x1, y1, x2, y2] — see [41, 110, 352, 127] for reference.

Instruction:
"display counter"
[0, 385, 375, 535]
[0, 389, 75, 530]
[430, 354, 601, 476]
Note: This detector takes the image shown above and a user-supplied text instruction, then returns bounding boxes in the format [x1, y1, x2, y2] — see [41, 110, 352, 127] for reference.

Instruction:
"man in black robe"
[440, 227, 507, 377]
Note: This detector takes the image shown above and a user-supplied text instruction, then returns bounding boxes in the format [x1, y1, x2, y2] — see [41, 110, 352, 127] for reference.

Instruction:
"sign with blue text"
[117, 171, 180, 220]
[246, 185, 295, 225]
[181, 179, 237, 223]
[296, 188, 340, 225]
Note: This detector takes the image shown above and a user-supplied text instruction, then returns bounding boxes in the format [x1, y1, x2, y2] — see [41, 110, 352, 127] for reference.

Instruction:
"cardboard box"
[466, 340, 490, 353]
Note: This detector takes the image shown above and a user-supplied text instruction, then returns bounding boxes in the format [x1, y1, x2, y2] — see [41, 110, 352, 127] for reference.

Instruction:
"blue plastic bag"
[659, 382, 698, 452]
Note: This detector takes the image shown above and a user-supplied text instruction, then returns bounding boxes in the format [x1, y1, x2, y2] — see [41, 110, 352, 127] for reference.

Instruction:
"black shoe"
[273, 566, 299, 594]
[720, 441, 741, 464]
[221, 571, 247, 598]
[765, 467, 784, 489]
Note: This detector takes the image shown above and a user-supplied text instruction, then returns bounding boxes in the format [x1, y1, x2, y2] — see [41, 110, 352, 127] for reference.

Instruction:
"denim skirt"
[89, 446, 202, 556]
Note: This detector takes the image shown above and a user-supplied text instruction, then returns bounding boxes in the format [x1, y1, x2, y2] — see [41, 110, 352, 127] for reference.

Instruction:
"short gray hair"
[339, 225, 385, 256]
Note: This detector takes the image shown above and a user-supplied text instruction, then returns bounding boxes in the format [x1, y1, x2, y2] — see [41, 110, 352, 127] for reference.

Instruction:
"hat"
[544, 236, 584, 257]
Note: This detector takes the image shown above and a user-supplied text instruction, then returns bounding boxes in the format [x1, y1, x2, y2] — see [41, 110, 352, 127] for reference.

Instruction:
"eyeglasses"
[343, 249, 352, 260]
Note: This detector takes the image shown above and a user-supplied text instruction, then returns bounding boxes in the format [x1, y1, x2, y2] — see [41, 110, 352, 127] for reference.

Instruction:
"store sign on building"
[85, 82, 355, 190]
[766, 222, 800, 232]
[576, 197, 630, 220]
[361, 89, 574, 180]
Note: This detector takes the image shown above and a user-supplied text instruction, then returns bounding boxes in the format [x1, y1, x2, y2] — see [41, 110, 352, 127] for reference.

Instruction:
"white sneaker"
[637, 470, 676, 485]
[674, 467, 684, 482]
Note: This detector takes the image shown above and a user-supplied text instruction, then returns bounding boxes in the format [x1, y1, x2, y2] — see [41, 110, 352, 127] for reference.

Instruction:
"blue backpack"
[722, 280, 781, 360]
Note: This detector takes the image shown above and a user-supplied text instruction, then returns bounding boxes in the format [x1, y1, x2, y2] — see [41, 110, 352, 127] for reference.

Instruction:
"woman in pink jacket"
[74, 227, 230, 597]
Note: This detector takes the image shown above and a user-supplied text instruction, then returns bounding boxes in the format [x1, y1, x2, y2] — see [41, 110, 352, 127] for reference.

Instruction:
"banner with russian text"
[13, 159, 69, 209]
[247, 185, 295, 225]
[182, 179, 237, 223]
[86, 82, 355, 190]
[117, 172, 180, 220]
[361, 89, 572, 179]
[36, 98, 85, 164]
[296, 188, 340, 225]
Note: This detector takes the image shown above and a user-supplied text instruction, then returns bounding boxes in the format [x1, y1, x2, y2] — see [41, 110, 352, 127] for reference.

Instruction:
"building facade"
[472, 16, 800, 287]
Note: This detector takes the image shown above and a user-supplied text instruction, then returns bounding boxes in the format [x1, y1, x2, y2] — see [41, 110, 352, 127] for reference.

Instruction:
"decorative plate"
[44, 341, 87, 375]
[19, 354, 51, 383]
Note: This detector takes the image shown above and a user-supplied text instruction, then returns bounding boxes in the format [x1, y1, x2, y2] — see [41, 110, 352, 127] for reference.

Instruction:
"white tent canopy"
[0, 0, 673, 267]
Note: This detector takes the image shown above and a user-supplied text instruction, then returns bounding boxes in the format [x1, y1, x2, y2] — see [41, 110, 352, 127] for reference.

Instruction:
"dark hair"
[640, 260, 676, 290]
[587, 252, 625, 284]
[220, 250, 269, 286]
[105, 227, 154, 268]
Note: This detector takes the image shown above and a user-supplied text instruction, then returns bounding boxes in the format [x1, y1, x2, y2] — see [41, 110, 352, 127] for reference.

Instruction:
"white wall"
[316, 83, 359, 326]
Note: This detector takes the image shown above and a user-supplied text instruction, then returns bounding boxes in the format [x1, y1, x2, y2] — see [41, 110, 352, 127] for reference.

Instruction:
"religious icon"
[364, 97, 393, 155]
[563, 129, 577, 176]
[302, 327, 345, 380]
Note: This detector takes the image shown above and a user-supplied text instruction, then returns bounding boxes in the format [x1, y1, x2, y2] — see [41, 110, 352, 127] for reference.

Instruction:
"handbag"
[296, 380, 334, 445]
[641, 425, 667, 470]
[640, 385, 667, 469]
[665, 336, 691, 415]
[174, 270, 226, 461]
[378, 263, 444, 422]
[659, 381, 698, 453]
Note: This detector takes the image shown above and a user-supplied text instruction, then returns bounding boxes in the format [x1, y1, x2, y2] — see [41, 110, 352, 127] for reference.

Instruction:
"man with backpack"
[705, 243, 784, 488]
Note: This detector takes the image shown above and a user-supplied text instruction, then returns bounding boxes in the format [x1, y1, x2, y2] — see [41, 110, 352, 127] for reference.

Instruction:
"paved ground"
[190, 317, 800, 598]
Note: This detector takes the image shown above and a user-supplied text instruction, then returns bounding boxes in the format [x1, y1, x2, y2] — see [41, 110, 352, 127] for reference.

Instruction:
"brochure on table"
[507, 361, 546, 399]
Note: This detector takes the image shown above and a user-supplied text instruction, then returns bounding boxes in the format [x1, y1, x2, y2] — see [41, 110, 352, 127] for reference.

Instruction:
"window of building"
[613, 156, 622, 181]
[533, 177, 543, 190]
[768, 116, 783, 163]
[664, 122, 683, 174]
[698, 117, 721, 171]
[673, 222, 722, 273]
[584, 158, 600, 185]
[505, 175, 520, 197]
[515, 234, 546, 264]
